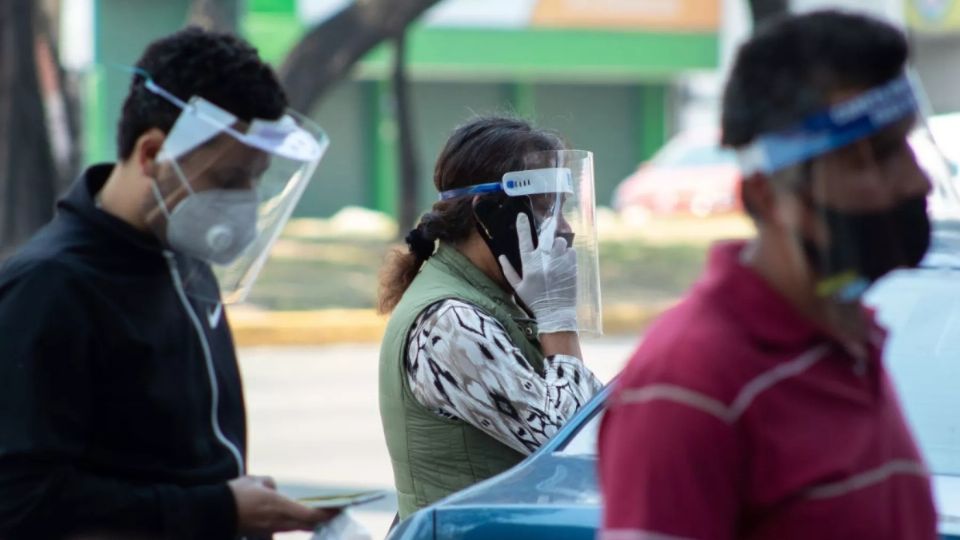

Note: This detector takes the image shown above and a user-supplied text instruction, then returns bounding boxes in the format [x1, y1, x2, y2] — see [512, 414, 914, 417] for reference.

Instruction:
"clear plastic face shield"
[737, 73, 959, 302]
[439, 150, 603, 334]
[138, 75, 329, 304]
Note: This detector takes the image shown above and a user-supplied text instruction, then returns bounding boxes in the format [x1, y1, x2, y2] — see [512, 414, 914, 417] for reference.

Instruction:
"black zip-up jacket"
[0, 165, 245, 539]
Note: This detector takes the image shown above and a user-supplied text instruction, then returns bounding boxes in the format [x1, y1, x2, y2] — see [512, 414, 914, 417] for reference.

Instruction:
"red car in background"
[612, 130, 741, 217]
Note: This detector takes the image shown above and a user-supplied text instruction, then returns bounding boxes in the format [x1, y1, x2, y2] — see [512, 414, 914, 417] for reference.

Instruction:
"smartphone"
[473, 196, 537, 278]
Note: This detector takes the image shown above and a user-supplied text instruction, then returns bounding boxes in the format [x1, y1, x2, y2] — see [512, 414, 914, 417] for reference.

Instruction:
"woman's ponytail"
[378, 216, 439, 313]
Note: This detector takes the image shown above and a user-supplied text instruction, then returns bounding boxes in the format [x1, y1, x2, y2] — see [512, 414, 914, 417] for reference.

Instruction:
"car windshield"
[909, 129, 960, 269]
[867, 269, 960, 476]
[558, 408, 604, 456]
[652, 141, 738, 168]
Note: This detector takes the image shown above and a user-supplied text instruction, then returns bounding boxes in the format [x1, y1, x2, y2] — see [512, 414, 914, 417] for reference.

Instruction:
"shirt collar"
[699, 240, 883, 355]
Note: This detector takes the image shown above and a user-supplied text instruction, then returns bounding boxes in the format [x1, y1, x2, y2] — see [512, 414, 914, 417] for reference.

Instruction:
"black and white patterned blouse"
[404, 299, 602, 455]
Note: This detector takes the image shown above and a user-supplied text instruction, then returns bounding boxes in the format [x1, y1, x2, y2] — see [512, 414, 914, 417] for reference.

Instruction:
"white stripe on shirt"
[804, 459, 928, 500]
[598, 528, 694, 540]
[617, 345, 830, 424]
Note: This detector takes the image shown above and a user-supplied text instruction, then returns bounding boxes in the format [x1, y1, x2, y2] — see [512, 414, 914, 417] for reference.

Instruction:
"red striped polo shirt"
[598, 241, 936, 540]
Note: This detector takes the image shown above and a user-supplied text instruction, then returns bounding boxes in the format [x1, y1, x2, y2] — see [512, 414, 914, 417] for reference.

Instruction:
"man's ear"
[132, 128, 166, 178]
[740, 174, 777, 224]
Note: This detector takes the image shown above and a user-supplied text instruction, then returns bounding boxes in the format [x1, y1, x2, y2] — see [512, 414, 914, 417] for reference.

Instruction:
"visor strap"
[117, 65, 259, 147]
[149, 161, 195, 219]
[737, 73, 919, 177]
[120, 65, 245, 144]
[144, 78, 191, 111]
[149, 181, 174, 219]
[113, 64, 193, 111]
[438, 182, 503, 201]
[169, 160, 195, 196]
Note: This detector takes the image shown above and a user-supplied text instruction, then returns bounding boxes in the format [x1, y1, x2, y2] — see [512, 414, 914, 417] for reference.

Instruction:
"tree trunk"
[0, 0, 59, 257]
[393, 32, 420, 234]
[188, 0, 240, 34]
[36, 1, 80, 192]
[747, 0, 790, 26]
[278, 0, 442, 112]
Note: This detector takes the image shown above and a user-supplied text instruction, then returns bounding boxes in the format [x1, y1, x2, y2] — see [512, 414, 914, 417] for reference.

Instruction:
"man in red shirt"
[599, 10, 940, 540]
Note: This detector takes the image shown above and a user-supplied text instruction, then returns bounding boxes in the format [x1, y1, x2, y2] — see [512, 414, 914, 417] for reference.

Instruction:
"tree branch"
[747, 0, 789, 26]
[393, 31, 420, 233]
[188, 0, 239, 34]
[278, 0, 441, 112]
[0, 0, 58, 256]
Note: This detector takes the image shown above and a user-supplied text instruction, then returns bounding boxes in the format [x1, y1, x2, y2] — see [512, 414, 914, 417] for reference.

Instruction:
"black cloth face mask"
[800, 194, 931, 298]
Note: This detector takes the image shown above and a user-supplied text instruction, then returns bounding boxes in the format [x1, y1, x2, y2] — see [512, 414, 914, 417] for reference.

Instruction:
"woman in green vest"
[377, 116, 602, 520]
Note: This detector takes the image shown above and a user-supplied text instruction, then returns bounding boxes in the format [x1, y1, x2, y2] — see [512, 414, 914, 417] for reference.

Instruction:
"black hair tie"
[405, 226, 436, 260]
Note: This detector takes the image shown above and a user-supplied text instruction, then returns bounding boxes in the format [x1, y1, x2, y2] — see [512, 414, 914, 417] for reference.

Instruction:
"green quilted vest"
[379, 244, 546, 519]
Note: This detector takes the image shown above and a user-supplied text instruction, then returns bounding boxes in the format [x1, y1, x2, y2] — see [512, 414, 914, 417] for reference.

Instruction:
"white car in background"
[613, 114, 960, 220]
[612, 129, 741, 218]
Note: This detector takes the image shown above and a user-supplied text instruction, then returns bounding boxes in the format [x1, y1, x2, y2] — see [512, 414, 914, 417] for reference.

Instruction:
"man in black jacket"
[0, 28, 332, 539]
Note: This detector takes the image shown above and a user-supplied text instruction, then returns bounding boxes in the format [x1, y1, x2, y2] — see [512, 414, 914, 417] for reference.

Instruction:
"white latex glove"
[498, 213, 579, 334]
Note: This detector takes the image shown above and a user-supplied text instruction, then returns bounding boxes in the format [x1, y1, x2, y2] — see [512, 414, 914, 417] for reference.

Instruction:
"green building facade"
[83, 0, 719, 217]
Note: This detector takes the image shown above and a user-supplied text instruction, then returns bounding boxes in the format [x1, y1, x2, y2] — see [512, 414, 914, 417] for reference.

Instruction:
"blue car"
[389, 241, 960, 540]
[389, 382, 608, 540]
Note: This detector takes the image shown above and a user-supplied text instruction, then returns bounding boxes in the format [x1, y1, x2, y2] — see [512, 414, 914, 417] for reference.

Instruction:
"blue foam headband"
[737, 74, 919, 176]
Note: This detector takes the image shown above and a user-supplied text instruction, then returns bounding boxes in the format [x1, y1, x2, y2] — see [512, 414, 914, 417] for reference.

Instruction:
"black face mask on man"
[800, 194, 931, 300]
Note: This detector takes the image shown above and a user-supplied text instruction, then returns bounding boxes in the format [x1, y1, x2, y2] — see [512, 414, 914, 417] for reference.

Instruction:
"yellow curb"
[601, 301, 676, 336]
[228, 308, 389, 347]
[228, 302, 676, 347]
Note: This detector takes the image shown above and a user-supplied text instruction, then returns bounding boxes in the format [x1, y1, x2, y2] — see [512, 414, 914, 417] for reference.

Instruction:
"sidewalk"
[228, 302, 673, 346]
[241, 339, 636, 539]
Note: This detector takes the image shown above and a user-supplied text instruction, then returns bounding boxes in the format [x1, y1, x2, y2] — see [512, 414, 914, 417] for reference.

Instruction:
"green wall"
[356, 27, 718, 82]
[83, 2, 702, 216]
[87, 0, 191, 163]
[293, 80, 370, 218]
[409, 82, 515, 212]
[298, 78, 670, 217]
[533, 84, 646, 207]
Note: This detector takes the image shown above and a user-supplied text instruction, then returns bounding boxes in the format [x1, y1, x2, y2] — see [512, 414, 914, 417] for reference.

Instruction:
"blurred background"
[3, 1, 959, 537]
[3, 0, 960, 314]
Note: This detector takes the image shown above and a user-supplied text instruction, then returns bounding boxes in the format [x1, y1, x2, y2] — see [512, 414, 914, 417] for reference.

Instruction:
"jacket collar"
[58, 164, 167, 261]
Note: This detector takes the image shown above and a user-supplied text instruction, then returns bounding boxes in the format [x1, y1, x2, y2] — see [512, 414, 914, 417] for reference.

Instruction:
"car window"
[556, 407, 605, 456]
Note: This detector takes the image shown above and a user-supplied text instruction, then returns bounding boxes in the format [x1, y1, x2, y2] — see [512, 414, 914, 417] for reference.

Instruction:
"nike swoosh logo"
[207, 303, 223, 329]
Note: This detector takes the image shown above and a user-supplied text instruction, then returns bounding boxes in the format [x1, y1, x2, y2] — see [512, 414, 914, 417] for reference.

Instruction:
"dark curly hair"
[721, 10, 908, 149]
[116, 26, 287, 160]
[378, 116, 563, 313]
